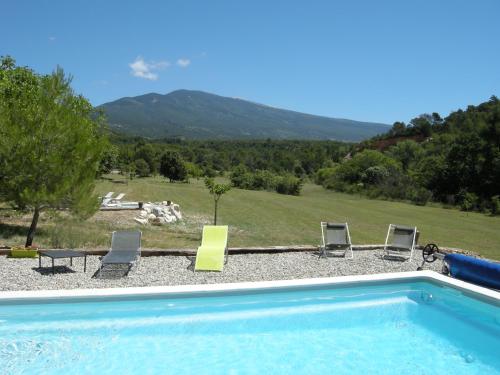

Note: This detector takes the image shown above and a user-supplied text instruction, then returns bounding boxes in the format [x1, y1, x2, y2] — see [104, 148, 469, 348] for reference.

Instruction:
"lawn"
[1, 175, 499, 260]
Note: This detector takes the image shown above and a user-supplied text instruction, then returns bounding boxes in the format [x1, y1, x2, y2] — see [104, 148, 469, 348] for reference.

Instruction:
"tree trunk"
[214, 199, 218, 225]
[25, 207, 40, 247]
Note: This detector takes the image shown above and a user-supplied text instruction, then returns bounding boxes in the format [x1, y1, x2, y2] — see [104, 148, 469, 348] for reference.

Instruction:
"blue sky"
[2, 0, 499, 124]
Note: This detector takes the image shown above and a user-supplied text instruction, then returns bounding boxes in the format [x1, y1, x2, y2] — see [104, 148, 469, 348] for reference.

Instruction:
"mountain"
[99, 90, 390, 141]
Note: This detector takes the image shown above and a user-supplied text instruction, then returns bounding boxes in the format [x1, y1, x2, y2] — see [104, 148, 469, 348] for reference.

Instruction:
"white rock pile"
[134, 202, 182, 225]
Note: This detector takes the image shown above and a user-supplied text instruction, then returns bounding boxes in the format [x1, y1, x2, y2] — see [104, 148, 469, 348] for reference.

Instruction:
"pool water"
[0, 281, 499, 374]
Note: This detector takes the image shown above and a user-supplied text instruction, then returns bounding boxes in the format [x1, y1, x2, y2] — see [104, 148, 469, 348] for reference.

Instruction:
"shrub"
[252, 170, 277, 190]
[230, 167, 278, 191]
[375, 169, 412, 200]
[361, 165, 389, 185]
[230, 166, 254, 189]
[293, 161, 306, 178]
[335, 150, 400, 184]
[134, 158, 150, 177]
[275, 175, 303, 195]
[409, 188, 433, 206]
[457, 190, 478, 212]
[323, 175, 349, 192]
[314, 167, 336, 186]
[490, 195, 500, 215]
[203, 166, 217, 178]
[185, 162, 203, 179]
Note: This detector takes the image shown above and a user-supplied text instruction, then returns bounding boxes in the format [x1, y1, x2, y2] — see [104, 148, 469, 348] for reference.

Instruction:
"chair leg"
[125, 263, 133, 276]
[96, 264, 105, 278]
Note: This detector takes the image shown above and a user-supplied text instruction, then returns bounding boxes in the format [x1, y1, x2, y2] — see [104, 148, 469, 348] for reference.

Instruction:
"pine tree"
[0, 57, 108, 246]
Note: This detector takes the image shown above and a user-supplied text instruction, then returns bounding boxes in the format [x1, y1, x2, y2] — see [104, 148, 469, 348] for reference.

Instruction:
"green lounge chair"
[195, 225, 229, 271]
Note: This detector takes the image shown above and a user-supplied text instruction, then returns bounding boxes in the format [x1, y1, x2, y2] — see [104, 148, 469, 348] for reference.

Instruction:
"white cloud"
[177, 58, 191, 68]
[129, 57, 170, 80]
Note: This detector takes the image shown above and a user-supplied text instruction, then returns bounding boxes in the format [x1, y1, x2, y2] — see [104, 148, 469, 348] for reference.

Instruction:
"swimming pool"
[0, 271, 498, 374]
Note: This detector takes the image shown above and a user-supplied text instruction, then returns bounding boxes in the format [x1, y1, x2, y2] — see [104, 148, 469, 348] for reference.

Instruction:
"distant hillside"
[99, 90, 389, 141]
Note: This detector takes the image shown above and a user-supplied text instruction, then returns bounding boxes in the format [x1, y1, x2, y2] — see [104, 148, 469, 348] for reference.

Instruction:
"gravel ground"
[0, 249, 444, 291]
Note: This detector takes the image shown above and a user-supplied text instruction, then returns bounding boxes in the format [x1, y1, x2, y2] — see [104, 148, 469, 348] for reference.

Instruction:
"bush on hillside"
[275, 175, 303, 196]
[458, 190, 479, 212]
[490, 195, 500, 215]
[134, 158, 151, 177]
[314, 167, 337, 186]
[409, 187, 433, 206]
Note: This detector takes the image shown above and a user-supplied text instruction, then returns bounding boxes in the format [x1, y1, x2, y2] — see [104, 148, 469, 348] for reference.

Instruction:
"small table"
[39, 250, 87, 274]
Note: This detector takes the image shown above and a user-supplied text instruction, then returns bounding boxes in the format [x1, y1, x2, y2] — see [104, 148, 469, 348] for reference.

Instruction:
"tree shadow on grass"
[0, 223, 29, 239]
[0, 222, 49, 241]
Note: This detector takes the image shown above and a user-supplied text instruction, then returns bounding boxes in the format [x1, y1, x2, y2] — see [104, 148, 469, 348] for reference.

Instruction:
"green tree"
[160, 151, 187, 182]
[333, 150, 400, 184]
[185, 161, 203, 179]
[99, 144, 119, 175]
[134, 142, 158, 174]
[390, 121, 406, 136]
[0, 57, 107, 246]
[387, 140, 422, 171]
[134, 158, 151, 177]
[204, 177, 231, 225]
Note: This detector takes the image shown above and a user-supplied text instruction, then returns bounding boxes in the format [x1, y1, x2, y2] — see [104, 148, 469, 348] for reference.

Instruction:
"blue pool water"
[0, 280, 499, 374]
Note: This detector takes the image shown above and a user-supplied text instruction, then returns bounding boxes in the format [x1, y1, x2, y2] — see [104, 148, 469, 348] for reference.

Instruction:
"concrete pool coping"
[0, 270, 498, 305]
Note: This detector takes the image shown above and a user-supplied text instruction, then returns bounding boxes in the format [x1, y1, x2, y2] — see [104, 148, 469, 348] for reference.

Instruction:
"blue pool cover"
[445, 253, 500, 289]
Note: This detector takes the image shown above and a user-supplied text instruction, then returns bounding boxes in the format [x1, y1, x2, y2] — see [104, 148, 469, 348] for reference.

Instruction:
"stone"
[164, 215, 175, 223]
[171, 204, 182, 220]
[134, 217, 148, 225]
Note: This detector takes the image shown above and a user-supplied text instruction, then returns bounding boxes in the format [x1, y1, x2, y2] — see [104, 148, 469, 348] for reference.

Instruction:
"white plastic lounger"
[320, 222, 353, 258]
[104, 192, 114, 199]
[102, 193, 126, 207]
[383, 224, 417, 261]
[112, 193, 125, 201]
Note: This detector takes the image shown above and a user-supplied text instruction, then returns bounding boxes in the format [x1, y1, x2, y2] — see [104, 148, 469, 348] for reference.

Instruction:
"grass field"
[1, 175, 499, 260]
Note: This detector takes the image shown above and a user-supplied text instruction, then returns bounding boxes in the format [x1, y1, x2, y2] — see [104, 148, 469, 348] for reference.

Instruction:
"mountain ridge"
[99, 89, 390, 141]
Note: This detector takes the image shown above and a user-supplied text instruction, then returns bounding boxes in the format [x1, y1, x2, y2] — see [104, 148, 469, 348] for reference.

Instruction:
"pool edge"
[0, 271, 498, 304]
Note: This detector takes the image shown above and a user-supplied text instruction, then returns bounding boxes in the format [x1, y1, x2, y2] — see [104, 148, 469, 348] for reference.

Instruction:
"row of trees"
[229, 166, 303, 195]
[100, 138, 348, 195]
[317, 97, 500, 214]
[101, 138, 349, 178]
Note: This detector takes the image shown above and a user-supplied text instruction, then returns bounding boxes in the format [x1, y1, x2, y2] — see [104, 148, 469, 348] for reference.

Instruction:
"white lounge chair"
[97, 231, 142, 277]
[102, 193, 126, 207]
[111, 193, 125, 202]
[104, 192, 114, 199]
[320, 222, 353, 258]
[100, 192, 115, 205]
[383, 224, 417, 261]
